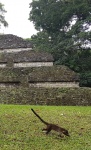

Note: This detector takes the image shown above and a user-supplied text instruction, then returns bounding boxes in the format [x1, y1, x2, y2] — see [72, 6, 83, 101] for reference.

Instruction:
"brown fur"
[31, 108, 70, 137]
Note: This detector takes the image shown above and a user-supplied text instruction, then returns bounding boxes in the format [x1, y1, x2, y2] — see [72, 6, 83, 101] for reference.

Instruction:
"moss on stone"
[0, 66, 79, 82]
[0, 87, 91, 106]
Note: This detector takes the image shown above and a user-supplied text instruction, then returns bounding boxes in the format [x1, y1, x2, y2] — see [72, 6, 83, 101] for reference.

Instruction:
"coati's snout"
[63, 130, 70, 136]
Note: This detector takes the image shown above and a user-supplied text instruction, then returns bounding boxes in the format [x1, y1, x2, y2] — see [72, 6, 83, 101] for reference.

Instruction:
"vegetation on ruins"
[0, 34, 32, 49]
[0, 86, 91, 105]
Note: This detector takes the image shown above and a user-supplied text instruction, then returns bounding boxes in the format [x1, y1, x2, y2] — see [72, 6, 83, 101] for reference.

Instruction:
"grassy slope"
[0, 105, 91, 150]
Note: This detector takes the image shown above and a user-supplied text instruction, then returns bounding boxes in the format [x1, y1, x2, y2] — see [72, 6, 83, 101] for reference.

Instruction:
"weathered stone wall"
[14, 62, 53, 68]
[0, 34, 32, 49]
[29, 82, 79, 88]
[0, 81, 79, 88]
[0, 50, 54, 67]
[0, 67, 79, 88]
[0, 62, 53, 68]
[0, 87, 91, 106]
[0, 48, 32, 53]
[0, 64, 6, 68]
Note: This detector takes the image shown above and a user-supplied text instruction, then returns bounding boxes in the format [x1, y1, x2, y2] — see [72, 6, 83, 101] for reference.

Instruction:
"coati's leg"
[58, 134, 64, 138]
[42, 126, 52, 134]
[46, 126, 52, 134]
[42, 128, 47, 131]
[42, 128, 48, 133]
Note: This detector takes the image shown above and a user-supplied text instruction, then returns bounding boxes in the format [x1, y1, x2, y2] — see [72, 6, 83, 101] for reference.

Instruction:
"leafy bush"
[80, 72, 91, 87]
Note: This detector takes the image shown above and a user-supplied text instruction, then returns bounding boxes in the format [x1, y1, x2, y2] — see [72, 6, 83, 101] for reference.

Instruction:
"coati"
[31, 108, 70, 137]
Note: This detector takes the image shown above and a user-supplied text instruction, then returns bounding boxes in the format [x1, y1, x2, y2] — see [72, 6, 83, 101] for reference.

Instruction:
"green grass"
[0, 105, 91, 150]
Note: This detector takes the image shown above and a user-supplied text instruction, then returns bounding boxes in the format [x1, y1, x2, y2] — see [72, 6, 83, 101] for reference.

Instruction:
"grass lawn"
[0, 104, 91, 150]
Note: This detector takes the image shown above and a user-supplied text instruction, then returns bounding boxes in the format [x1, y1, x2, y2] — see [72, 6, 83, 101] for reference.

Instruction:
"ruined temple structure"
[0, 34, 79, 88]
[0, 34, 53, 68]
[0, 34, 32, 49]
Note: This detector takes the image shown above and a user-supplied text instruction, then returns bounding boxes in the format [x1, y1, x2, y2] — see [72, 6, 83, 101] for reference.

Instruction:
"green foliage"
[0, 105, 91, 150]
[29, 0, 91, 53]
[29, 0, 91, 87]
[80, 72, 91, 87]
[25, 38, 31, 41]
[64, 49, 91, 72]
[29, 0, 91, 33]
[31, 31, 53, 52]
[0, 3, 8, 28]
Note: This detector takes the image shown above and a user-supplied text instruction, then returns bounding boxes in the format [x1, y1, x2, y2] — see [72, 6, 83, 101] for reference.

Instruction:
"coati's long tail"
[31, 108, 49, 125]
